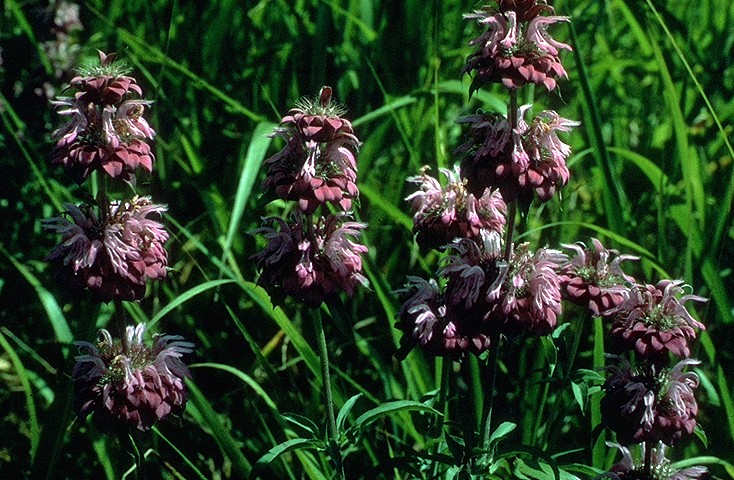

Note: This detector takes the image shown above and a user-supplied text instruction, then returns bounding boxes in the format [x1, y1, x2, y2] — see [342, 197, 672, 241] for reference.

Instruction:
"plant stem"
[644, 440, 653, 478]
[480, 339, 501, 455]
[114, 298, 129, 354]
[313, 308, 343, 478]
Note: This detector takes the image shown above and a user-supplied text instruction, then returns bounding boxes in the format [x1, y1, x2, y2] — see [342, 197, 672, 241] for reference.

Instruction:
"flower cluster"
[398, 232, 566, 358]
[73, 324, 193, 431]
[559, 238, 639, 317]
[601, 443, 710, 480]
[458, 106, 579, 203]
[263, 86, 360, 214]
[463, 1, 571, 92]
[252, 214, 368, 308]
[607, 280, 707, 363]
[43, 197, 168, 302]
[254, 87, 368, 307]
[50, 50, 156, 184]
[601, 359, 701, 447]
[406, 166, 506, 250]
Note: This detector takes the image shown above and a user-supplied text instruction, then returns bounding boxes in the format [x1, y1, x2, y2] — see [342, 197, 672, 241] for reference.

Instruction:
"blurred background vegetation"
[1, 0, 733, 478]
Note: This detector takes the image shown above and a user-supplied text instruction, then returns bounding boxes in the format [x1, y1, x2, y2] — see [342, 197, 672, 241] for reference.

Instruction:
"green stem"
[480, 340, 501, 456]
[114, 298, 129, 354]
[644, 440, 653, 478]
[313, 308, 343, 478]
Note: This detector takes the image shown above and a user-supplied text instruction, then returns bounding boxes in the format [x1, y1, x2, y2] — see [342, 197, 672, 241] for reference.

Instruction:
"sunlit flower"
[499, 243, 566, 335]
[72, 323, 194, 431]
[406, 166, 506, 250]
[608, 280, 706, 362]
[601, 358, 700, 446]
[458, 107, 578, 203]
[50, 51, 155, 183]
[252, 213, 368, 308]
[43, 196, 168, 302]
[600, 442, 709, 480]
[463, 2, 571, 92]
[263, 86, 360, 214]
[560, 238, 638, 316]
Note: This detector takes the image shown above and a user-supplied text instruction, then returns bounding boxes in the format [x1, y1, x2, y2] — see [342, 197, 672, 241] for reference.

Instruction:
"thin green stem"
[504, 202, 517, 261]
[114, 298, 129, 354]
[644, 440, 653, 478]
[312, 308, 344, 479]
[480, 340, 501, 455]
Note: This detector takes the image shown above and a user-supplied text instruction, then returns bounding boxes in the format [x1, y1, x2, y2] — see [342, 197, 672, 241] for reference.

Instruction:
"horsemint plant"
[43, 51, 193, 456]
[252, 86, 369, 478]
[395, 0, 710, 477]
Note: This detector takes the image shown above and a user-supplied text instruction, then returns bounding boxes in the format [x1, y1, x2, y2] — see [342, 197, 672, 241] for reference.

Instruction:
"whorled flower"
[263, 86, 360, 214]
[43, 196, 169, 302]
[72, 323, 194, 431]
[608, 280, 706, 362]
[396, 276, 495, 359]
[251, 213, 368, 308]
[598, 442, 710, 480]
[560, 238, 638, 317]
[405, 166, 507, 250]
[601, 358, 701, 446]
[458, 106, 579, 203]
[50, 50, 155, 183]
[463, 2, 571, 92]
[500, 243, 566, 335]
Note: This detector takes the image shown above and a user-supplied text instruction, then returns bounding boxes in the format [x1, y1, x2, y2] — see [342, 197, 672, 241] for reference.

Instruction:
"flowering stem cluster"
[43, 51, 193, 436]
[253, 86, 368, 477]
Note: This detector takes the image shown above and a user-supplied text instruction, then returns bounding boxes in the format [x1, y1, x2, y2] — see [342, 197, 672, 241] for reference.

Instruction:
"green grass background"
[1, 0, 734, 478]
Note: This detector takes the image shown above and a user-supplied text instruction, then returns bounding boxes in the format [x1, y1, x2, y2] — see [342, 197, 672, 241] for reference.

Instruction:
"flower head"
[601, 442, 710, 480]
[458, 107, 578, 203]
[501, 243, 566, 335]
[263, 86, 360, 214]
[601, 358, 700, 446]
[72, 323, 194, 431]
[608, 280, 706, 362]
[463, 2, 571, 92]
[50, 51, 156, 183]
[252, 213, 368, 308]
[406, 166, 507, 250]
[43, 196, 168, 302]
[560, 238, 638, 316]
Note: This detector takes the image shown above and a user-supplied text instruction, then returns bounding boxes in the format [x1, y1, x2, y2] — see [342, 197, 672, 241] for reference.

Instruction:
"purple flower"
[406, 166, 507, 250]
[560, 238, 638, 316]
[500, 243, 566, 335]
[463, 2, 571, 92]
[397, 276, 495, 358]
[263, 86, 360, 214]
[601, 358, 700, 446]
[50, 51, 155, 183]
[43, 196, 169, 302]
[608, 280, 706, 362]
[73, 323, 194, 431]
[252, 213, 368, 308]
[600, 442, 710, 480]
[458, 107, 578, 203]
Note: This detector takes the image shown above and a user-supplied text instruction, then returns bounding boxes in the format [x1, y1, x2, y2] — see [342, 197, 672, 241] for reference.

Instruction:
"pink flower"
[463, 4, 571, 92]
[43, 196, 169, 302]
[500, 243, 566, 335]
[263, 86, 360, 214]
[603, 442, 709, 479]
[252, 213, 368, 308]
[73, 323, 193, 431]
[560, 238, 638, 316]
[50, 51, 155, 183]
[608, 280, 706, 362]
[601, 359, 701, 447]
[405, 166, 507, 250]
[458, 107, 578, 203]
[397, 276, 495, 358]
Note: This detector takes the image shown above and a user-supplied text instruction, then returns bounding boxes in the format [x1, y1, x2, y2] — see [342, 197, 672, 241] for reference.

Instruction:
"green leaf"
[336, 393, 362, 433]
[253, 438, 324, 471]
[488, 421, 517, 447]
[148, 279, 237, 329]
[281, 413, 320, 438]
[190, 363, 278, 413]
[351, 400, 441, 432]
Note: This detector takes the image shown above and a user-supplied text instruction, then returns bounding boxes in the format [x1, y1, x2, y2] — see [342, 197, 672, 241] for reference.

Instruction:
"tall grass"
[1, 0, 733, 478]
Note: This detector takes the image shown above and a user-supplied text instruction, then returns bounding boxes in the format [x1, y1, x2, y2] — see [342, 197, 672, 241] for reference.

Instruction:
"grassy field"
[1, 0, 734, 478]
